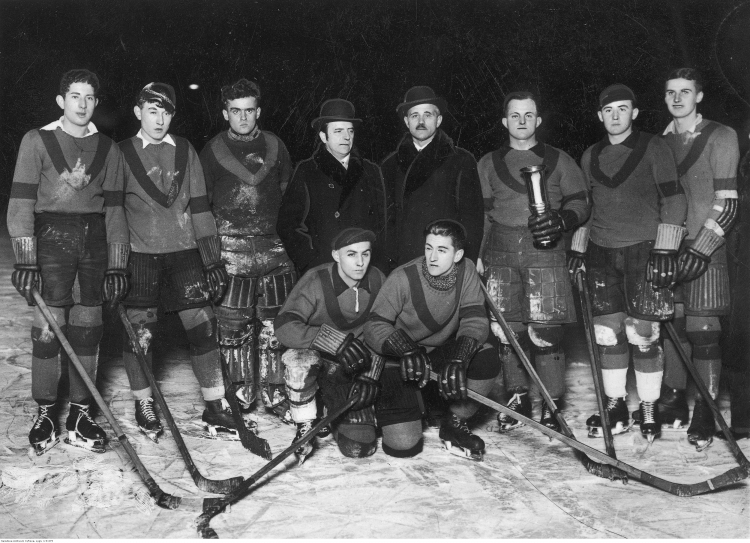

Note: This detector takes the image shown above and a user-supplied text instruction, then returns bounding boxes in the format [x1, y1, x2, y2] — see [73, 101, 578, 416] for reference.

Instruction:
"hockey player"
[364, 219, 498, 459]
[657, 68, 740, 450]
[200, 79, 297, 426]
[380, 86, 484, 270]
[569, 84, 688, 442]
[277, 99, 388, 274]
[477, 91, 590, 432]
[119, 82, 235, 440]
[7, 69, 129, 454]
[275, 228, 386, 462]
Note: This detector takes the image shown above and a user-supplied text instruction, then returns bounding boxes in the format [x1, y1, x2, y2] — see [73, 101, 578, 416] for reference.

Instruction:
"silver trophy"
[520, 164, 551, 248]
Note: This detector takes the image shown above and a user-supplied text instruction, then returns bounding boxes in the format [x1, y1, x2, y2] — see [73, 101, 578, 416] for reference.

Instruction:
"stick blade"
[196, 475, 245, 495]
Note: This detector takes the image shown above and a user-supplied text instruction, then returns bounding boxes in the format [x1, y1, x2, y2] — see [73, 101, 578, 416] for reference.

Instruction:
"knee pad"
[624, 317, 660, 347]
[686, 317, 721, 347]
[282, 349, 321, 395]
[467, 343, 500, 380]
[593, 313, 626, 346]
[124, 307, 158, 355]
[336, 423, 377, 458]
[491, 320, 526, 344]
[381, 420, 424, 458]
[182, 308, 218, 354]
[69, 304, 102, 328]
[528, 324, 564, 352]
[31, 305, 64, 359]
[67, 305, 103, 355]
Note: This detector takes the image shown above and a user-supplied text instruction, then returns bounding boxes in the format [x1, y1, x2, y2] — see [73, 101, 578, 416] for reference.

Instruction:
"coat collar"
[332, 263, 373, 296]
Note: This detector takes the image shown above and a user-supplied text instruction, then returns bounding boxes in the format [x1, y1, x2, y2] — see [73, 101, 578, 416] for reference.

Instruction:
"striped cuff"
[311, 324, 347, 356]
[654, 223, 687, 251]
[382, 329, 418, 357]
[570, 227, 589, 253]
[691, 227, 725, 257]
[107, 243, 130, 270]
[361, 354, 385, 382]
[704, 218, 725, 237]
[196, 235, 222, 266]
[11, 237, 37, 265]
[715, 190, 738, 199]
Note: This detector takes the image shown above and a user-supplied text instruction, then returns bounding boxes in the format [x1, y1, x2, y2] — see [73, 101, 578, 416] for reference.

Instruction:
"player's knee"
[31, 326, 62, 359]
[528, 324, 564, 351]
[336, 423, 377, 458]
[381, 420, 423, 458]
[624, 317, 660, 347]
[183, 309, 218, 354]
[124, 307, 158, 355]
[467, 343, 500, 380]
[686, 317, 721, 347]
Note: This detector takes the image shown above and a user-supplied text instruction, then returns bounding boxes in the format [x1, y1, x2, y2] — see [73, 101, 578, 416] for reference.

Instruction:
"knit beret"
[331, 227, 376, 251]
[138, 82, 177, 114]
[599, 84, 636, 109]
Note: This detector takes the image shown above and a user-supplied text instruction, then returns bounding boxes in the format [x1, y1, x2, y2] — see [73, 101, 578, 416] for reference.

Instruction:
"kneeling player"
[275, 228, 385, 462]
[365, 219, 498, 460]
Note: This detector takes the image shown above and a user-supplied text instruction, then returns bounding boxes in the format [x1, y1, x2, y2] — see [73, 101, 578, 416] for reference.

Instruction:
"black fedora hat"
[311, 98, 362, 129]
[396, 86, 448, 117]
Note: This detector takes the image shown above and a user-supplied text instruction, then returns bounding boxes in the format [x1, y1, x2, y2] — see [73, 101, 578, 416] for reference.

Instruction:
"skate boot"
[540, 400, 561, 433]
[687, 400, 715, 452]
[586, 396, 630, 438]
[29, 400, 60, 456]
[293, 420, 315, 465]
[638, 401, 661, 443]
[439, 414, 484, 461]
[235, 384, 255, 412]
[65, 401, 106, 453]
[632, 386, 689, 429]
[496, 390, 532, 432]
[135, 397, 163, 443]
[203, 398, 239, 438]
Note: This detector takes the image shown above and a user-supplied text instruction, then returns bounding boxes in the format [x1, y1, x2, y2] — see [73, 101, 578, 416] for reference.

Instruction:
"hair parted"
[503, 91, 539, 116]
[59, 69, 100, 97]
[423, 219, 467, 251]
[665, 67, 704, 94]
[221, 78, 261, 108]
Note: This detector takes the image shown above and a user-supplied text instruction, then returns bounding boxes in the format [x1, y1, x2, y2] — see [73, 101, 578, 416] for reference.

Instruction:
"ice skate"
[293, 420, 315, 465]
[135, 397, 163, 443]
[687, 400, 714, 452]
[203, 398, 240, 439]
[496, 390, 531, 432]
[638, 401, 661, 443]
[28, 401, 60, 456]
[439, 414, 484, 461]
[65, 401, 106, 453]
[587, 396, 630, 438]
[632, 386, 688, 430]
[540, 400, 561, 434]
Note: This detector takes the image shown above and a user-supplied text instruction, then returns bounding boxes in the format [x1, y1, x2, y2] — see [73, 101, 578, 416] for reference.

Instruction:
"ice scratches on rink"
[0, 238, 749, 539]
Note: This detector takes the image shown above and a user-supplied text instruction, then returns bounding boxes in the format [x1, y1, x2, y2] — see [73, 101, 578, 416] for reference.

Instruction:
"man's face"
[404, 104, 442, 143]
[502, 98, 541, 142]
[424, 233, 463, 277]
[320, 121, 355, 160]
[332, 241, 372, 284]
[597, 100, 638, 137]
[665, 78, 703, 120]
[223, 96, 261, 135]
[56, 82, 98, 128]
[134, 102, 173, 144]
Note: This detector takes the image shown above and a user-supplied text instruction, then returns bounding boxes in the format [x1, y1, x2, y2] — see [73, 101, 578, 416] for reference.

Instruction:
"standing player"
[8, 69, 129, 454]
[275, 228, 385, 462]
[658, 68, 740, 450]
[365, 219, 498, 460]
[478, 91, 590, 431]
[200, 79, 297, 426]
[119, 83, 234, 440]
[569, 84, 688, 442]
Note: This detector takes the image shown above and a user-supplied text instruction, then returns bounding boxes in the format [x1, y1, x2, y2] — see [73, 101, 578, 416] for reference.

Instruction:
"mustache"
[416, 123, 427, 130]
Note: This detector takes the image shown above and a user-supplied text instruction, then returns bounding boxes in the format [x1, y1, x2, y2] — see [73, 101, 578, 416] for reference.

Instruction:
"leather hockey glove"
[11, 237, 41, 306]
[647, 224, 686, 289]
[439, 336, 478, 401]
[312, 324, 371, 375]
[102, 243, 131, 308]
[348, 355, 385, 411]
[528, 209, 578, 246]
[197, 235, 229, 304]
[383, 329, 430, 388]
[676, 227, 725, 284]
[567, 226, 589, 281]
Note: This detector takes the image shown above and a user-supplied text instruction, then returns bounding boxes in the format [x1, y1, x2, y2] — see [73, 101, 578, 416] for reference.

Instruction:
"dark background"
[2, 0, 750, 218]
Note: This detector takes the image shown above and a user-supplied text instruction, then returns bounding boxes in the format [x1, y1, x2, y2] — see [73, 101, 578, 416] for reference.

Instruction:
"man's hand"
[336, 334, 372, 375]
[12, 264, 42, 306]
[676, 247, 710, 283]
[528, 210, 564, 245]
[647, 249, 677, 289]
[348, 375, 380, 411]
[399, 347, 430, 388]
[204, 262, 229, 304]
[567, 250, 586, 281]
[102, 269, 130, 308]
[438, 336, 478, 400]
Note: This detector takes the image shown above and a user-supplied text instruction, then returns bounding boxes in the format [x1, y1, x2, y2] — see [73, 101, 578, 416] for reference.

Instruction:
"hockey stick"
[575, 271, 628, 482]
[195, 395, 358, 538]
[219, 358, 273, 460]
[32, 290, 181, 510]
[117, 305, 245, 494]
[664, 321, 750, 468]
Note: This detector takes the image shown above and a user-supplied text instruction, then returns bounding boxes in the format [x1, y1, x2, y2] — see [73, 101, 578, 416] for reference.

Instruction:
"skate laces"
[499, 392, 524, 421]
[296, 421, 314, 439]
[33, 405, 54, 429]
[72, 404, 95, 424]
[605, 396, 620, 411]
[641, 402, 656, 425]
[451, 414, 471, 434]
[138, 398, 157, 422]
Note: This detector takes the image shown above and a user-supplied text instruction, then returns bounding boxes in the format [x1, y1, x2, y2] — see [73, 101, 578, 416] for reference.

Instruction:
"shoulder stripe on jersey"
[673, 122, 720, 179]
[38, 130, 112, 182]
[211, 132, 279, 186]
[120, 136, 188, 208]
[403, 261, 464, 334]
[317, 268, 375, 330]
[589, 131, 651, 189]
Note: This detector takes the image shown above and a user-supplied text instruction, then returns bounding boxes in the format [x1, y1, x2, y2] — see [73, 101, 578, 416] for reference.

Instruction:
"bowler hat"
[311, 99, 361, 129]
[396, 86, 447, 117]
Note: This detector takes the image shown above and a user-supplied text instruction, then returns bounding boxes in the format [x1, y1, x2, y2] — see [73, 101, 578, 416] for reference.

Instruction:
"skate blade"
[204, 425, 241, 440]
[139, 427, 163, 443]
[441, 439, 483, 461]
[588, 421, 630, 439]
[64, 436, 106, 453]
[644, 432, 661, 444]
[29, 436, 60, 457]
[690, 436, 713, 452]
[497, 422, 524, 434]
